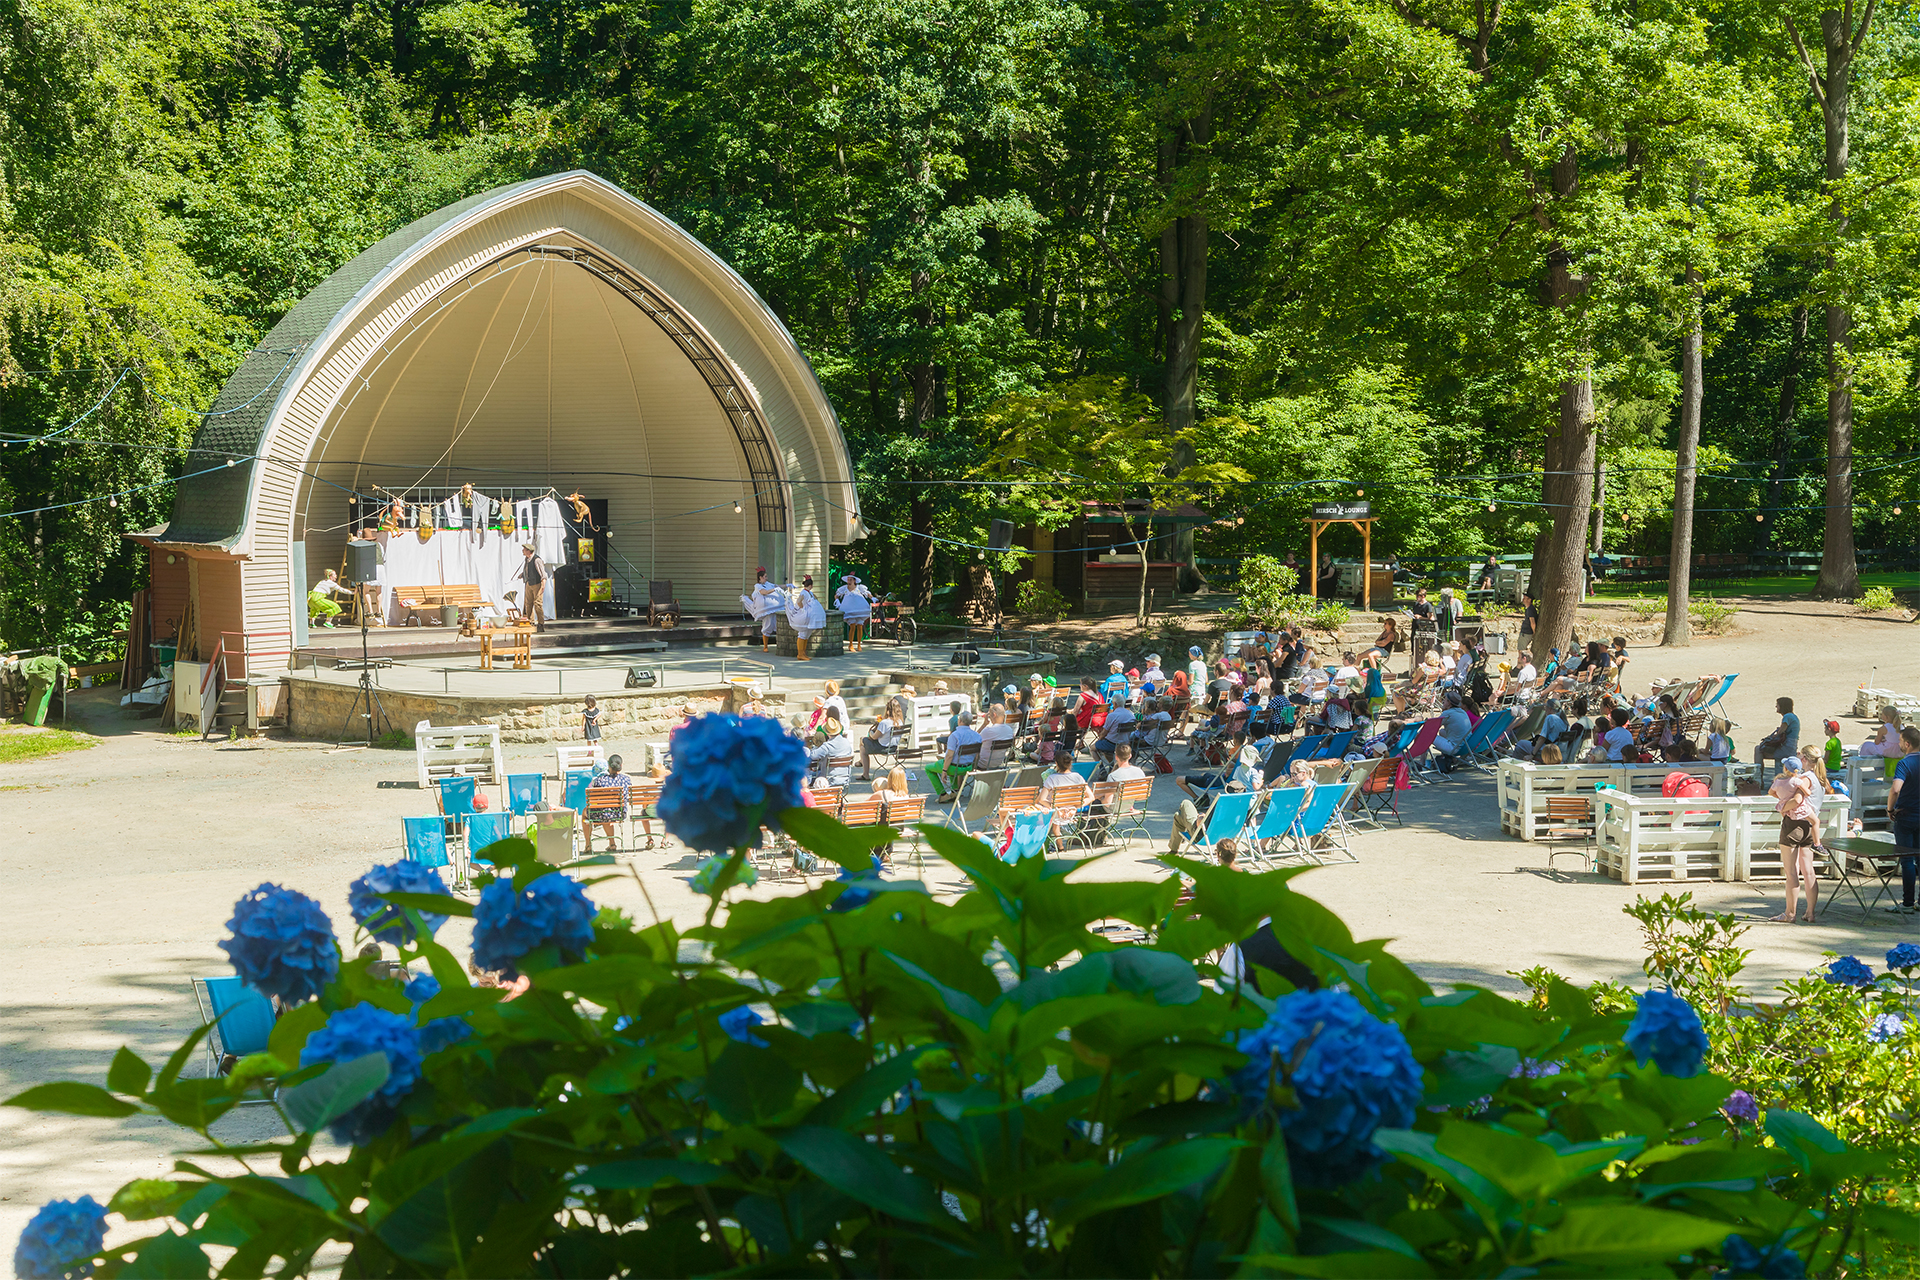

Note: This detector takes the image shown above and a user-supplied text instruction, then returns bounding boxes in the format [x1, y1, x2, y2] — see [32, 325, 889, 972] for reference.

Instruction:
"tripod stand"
[341, 590, 390, 743]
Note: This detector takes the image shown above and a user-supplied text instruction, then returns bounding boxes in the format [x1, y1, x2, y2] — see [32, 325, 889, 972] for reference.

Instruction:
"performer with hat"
[836, 574, 874, 652]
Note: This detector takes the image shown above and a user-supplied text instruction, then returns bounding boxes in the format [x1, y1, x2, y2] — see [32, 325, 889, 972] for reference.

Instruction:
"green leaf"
[108, 1046, 153, 1096]
[1423, 1045, 1519, 1106]
[417, 984, 505, 1022]
[1054, 1137, 1244, 1226]
[119, 1230, 210, 1279]
[1433, 1122, 1639, 1204]
[784, 1000, 861, 1038]
[1106, 949, 1202, 1005]
[280, 1051, 388, 1133]
[1529, 1204, 1730, 1265]
[705, 1040, 802, 1126]
[4, 1080, 141, 1117]
[1370, 1128, 1514, 1236]
[156, 1019, 218, 1092]
[530, 953, 672, 1005]
[381, 890, 474, 918]
[777, 805, 895, 866]
[109, 1179, 200, 1222]
[806, 1045, 936, 1129]
[267, 1000, 329, 1068]
[776, 1125, 941, 1224]
[1261, 1132, 1300, 1235]
[1241, 1252, 1433, 1279]
[883, 950, 990, 1029]
[571, 1158, 728, 1190]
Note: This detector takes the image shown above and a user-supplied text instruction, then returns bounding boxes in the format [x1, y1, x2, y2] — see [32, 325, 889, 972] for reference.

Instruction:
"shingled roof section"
[162, 179, 533, 548]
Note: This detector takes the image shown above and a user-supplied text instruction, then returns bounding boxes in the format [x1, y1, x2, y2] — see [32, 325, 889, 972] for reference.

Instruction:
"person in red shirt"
[1072, 676, 1107, 749]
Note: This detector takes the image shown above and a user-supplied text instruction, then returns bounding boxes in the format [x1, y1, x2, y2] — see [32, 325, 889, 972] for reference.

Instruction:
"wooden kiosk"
[1306, 500, 1381, 611]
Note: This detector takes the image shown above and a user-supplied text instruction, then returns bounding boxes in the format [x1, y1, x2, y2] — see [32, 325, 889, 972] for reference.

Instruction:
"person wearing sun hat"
[1187, 645, 1208, 692]
[1101, 659, 1130, 705]
[1142, 653, 1166, 685]
[836, 573, 873, 651]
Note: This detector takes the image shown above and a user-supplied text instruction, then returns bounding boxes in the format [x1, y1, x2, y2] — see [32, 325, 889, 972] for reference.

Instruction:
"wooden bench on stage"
[394, 584, 493, 625]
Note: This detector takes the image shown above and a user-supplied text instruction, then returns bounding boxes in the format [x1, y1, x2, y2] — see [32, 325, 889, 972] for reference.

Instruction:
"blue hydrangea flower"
[690, 854, 758, 895]
[1624, 989, 1710, 1078]
[1824, 956, 1874, 987]
[418, 1017, 472, 1056]
[403, 973, 440, 1006]
[829, 855, 885, 913]
[1232, 989, 1424, 1186]
[13, 1196, 107, 1280]
[217, 884, 339, 1004]
[1721, 1232, 1806, 1278]
[657, 713, 807, 852]
[298, 1004, 423, 1145]
[1886, 943, 1920, 972]
[348, 862, 450, 945]
[1722, 1089, 1760, 1123]
[1868, 1013, 1905, 1044]
[719, 1006, 770, 1047]
[1508, 1058, 1563, 1079]
[471, 874, 596, 977]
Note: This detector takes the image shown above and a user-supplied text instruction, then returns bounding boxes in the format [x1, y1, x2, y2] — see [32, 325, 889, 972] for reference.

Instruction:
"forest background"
[2, 0, 1917, 660]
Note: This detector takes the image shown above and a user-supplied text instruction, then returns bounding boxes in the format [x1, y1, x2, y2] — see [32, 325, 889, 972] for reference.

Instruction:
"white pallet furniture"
[555, 741, 608, 779]
[1497, 761, 1729, 841]
[907, 693, 974, 752]
[1845, 754, 1895, 828]
[415, 721, 506, 788]
[1595, 792, 1849, 884]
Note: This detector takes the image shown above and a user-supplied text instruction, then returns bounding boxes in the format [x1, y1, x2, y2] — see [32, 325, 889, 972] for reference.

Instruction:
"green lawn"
[0, 727, 100, 763]
[1591, 571, 1917, 600]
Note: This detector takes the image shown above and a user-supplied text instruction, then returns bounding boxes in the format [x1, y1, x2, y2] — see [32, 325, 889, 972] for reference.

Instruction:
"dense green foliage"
[6, 817, 1913, 1276]
[3, 0, 1918, 649]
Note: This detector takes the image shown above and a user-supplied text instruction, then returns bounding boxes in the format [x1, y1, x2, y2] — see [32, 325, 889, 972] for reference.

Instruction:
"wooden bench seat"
[393, 584, 493, 624]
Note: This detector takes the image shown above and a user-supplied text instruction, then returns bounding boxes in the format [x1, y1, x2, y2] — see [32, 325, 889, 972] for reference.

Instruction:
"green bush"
[1013, 579, 1073, 622]
[1688, 594, 1738, 633]
[1628, 596, 1667, 623]
[6, 814, 1912, 1277]
[1235, 554, 1299, 621]
[1306, 599, 1350, 631]
[1858, 586, 1897, 612]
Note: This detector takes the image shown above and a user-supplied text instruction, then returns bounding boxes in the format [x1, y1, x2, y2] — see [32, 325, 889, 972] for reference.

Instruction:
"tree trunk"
[1158, 105, 1211, 592]
[1591, 458, 1606, 556]
[1765, 305, 1809, 545]
[1531, 146, 1596, 667]
[1664, 269, 1704, 647]
[1805, 8, 1868, 597]
[908, 349, 936, 609]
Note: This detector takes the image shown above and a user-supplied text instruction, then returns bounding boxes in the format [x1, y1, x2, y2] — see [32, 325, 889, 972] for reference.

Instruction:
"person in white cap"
[1142, 653, 1165, 685]
[836, 574, 873, 651]
[1101, 659, 1129, 705]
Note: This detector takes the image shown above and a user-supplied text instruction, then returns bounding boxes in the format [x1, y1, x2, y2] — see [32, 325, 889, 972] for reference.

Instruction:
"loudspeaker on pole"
[345, 539, 381, 585]
[986, 518, 1014, 552]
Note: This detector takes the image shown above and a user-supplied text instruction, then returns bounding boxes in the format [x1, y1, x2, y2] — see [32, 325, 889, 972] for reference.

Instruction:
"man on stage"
[520, 544, 550, 632]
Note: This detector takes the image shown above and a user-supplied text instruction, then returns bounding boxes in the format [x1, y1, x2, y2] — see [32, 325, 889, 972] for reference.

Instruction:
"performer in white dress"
[787, 576, 825, 660]
[835, 574, 873, 653]
[740, 567, 786, 652]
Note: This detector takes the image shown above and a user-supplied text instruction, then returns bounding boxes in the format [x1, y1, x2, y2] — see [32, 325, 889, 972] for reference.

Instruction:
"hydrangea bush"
[6, 726, 1914, 1276]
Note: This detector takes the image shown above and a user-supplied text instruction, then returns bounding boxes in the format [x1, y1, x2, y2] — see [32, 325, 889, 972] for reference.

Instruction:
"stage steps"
[788, 672, 897, 730]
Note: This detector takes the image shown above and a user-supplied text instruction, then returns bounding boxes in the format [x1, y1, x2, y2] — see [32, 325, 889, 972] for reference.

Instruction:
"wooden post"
[1362, 520, 1372, 611]
[1309, 521, 1320, 598]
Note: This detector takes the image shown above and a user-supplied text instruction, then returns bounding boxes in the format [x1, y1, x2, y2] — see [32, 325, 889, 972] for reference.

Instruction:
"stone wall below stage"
[285, 676, 787, 743]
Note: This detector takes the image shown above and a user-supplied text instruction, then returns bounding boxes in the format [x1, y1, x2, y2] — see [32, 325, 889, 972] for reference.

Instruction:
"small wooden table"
[478, 625, 535, 671]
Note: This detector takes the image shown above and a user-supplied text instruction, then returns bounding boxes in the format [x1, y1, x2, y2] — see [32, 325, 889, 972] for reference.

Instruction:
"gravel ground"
[3, 593, 1915, 1255]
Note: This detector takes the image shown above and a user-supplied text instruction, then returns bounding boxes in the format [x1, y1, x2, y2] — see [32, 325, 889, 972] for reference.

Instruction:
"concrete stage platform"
[295, 614, 762, 663]
[281, 640, 1058, 743]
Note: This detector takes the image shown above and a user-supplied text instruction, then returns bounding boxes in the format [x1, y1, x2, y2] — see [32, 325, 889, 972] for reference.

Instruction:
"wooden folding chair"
[995, 785, 1041, 830]
[583, 784, 634, 854]
[806, 786, 843, 817]
[1111, 776, 1157, 847]
[879, 794, 927, 870]
[1541, 795, 1595, 872]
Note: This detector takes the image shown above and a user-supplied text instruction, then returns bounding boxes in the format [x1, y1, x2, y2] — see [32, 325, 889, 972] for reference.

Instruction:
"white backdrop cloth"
[376, 527, 556, 624]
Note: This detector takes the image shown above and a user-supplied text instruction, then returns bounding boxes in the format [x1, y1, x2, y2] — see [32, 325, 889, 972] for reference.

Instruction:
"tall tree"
[1784, 1, 1874, 597]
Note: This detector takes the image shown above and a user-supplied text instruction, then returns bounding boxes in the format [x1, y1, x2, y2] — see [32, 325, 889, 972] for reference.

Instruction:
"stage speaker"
[625, 666, 658, 688]
[987, 518, 1014, 552]
[345, 539, 381, 585]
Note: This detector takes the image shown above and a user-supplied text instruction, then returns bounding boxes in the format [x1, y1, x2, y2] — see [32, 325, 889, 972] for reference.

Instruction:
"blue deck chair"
[465, 811, 511, 868]
[403, 815, 451, 869]
[1071, 759, 1099, 782]
[1248, 786, 1310, 867]
[1290, 782, 1359, 864]
[1193, 790, 1258, 862]
[562, 770, 593, 814]
[506, 772, 544, 831]
[1460, 707, 1517, 773]
[1282, 736, 1321, 770]
[1391, 723, 1419, 756]
[1311, 730, 1355, 760]
[436, 775, 478, 842]
[193, 976, 276, 1087]
[1701, 674, 1738, 717]
[1004, 809, 1052, 862]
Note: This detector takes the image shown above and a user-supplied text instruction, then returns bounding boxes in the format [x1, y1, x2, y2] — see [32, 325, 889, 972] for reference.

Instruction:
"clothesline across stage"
[372, 497, 567, 624]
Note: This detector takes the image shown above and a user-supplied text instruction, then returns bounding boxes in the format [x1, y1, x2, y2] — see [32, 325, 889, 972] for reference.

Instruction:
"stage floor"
[288, 642, 1048, 701]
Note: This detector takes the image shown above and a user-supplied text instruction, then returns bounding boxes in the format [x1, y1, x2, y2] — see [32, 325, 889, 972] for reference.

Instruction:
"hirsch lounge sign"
[1311, 501, 1371, 519]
